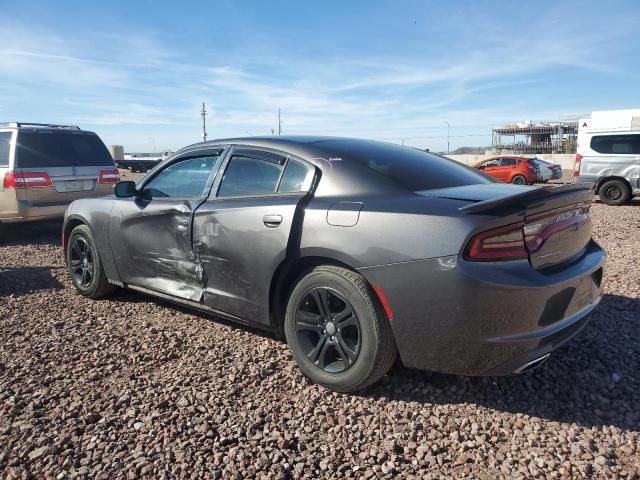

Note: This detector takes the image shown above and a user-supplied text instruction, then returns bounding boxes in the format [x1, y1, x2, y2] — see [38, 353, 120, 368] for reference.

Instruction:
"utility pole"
[201, 102, 208, 142]
[149, 137, 156, 154]
[278, 108, 282, 135]
[444, 122, 450, 154]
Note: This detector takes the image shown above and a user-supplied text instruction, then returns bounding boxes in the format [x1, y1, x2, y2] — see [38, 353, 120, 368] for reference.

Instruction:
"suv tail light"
[464, 222, 527, 261]
[3, 171, 53, 189]
[573, 154, 583, 177]
[98, 168, 120, 184]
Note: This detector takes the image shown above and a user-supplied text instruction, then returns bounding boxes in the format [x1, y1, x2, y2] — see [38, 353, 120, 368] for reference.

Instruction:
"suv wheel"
[284, 265, 397, 392]
[599, 179, 631, 206]
[66, 225, 116, 298]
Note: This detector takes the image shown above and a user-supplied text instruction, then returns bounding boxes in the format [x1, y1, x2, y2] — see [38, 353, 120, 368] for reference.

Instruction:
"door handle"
[263, 214, 283, 228]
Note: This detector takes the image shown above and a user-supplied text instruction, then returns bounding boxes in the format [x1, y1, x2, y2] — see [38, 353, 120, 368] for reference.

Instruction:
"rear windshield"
[317, 140, 494, 191]
[0, 132, 11, 167]
[16, 131, 114, 168]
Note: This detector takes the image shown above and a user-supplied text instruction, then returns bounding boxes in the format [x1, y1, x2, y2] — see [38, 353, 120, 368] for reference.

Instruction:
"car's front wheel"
[284, 265, 397, 392]
[66, 225, 116, 299]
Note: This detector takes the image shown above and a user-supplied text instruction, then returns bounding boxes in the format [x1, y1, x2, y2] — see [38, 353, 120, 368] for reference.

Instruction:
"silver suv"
[0, 122, 119, 227]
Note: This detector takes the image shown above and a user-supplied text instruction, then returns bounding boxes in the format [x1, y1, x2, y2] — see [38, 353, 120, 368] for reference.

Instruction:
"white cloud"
[0, 5, 637, 151]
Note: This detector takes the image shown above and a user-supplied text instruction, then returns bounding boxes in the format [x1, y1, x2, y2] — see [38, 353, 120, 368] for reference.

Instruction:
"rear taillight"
[465, 203, 592, 262]
[464, 222, 528, 261]
[3, 171, 53, 189]
[98, 168, 120, 184]
[573, 154, 582, 177]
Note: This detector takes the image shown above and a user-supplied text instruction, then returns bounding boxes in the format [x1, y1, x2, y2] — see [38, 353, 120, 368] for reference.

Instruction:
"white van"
[572, 109, 640, 205]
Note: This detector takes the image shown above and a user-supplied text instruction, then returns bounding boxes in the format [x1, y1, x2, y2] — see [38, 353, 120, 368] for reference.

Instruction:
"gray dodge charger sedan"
[62, 137, 605, 392]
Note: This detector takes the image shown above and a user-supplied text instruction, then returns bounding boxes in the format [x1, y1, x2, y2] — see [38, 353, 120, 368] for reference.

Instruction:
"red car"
[473, 156, 542, 185]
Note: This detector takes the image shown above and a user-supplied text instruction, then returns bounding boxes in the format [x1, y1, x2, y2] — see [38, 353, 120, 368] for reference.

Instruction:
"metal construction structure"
[492, 120, 578, 154]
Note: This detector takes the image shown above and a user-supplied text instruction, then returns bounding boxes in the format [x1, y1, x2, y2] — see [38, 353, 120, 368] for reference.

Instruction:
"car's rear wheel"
[66, 225, 116, 299]
[284, 265, 397, 392]
[512, 174, 527, 185]
[599, 179, 631, 206]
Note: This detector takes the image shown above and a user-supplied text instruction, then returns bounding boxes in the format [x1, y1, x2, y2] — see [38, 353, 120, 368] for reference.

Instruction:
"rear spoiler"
[459, 183, 594, 214]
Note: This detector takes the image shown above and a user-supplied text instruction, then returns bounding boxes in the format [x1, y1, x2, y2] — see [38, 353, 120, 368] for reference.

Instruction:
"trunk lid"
[419, 183, 594, 269]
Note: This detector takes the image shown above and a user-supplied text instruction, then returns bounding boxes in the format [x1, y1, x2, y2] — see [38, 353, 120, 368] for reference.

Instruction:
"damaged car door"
[193, 148, 316, 325]
[110, 150, 224, 300]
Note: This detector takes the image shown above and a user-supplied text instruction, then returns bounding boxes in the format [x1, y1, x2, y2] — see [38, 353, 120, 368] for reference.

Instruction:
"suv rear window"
[0, 132, 11, 167]
[590, 134, 640, 154]
[317, 140, 494, 191]
[15, 131, 114, 168]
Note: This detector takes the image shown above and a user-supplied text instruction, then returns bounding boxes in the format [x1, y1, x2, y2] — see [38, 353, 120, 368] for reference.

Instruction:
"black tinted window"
[319, 140, 493, 191]
[143, 156, 219, 198]
[16, 131, 114, 168]
[0, 132, 11, 167]
[501, 158, 518, 166]
[590, 134, 640, 154]
[218, 156, 283, 197]
[278, 160, 309, 193]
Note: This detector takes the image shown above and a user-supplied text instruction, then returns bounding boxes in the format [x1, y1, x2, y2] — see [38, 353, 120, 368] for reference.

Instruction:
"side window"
[483, 159, 500, 168]
[0, 132, 11, 167]
[590, 134, 640, 154]
[143, 155, 219, 198]
[218, 155, 283, 197]
[278, 159, 311, 193]
[500, 158, 513, 166]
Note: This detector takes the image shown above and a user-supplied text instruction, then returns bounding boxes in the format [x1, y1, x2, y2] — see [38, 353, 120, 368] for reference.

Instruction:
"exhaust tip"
[513, 353, 551, 374]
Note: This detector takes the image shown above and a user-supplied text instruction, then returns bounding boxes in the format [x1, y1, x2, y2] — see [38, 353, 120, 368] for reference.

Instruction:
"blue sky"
[1, 0, 639, 152]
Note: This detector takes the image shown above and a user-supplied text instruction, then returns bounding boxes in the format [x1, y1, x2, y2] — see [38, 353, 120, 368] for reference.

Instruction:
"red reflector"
[573, 154, 583, 177]
[98, 168, 120, 184]
[3, 171, 53, 189]
[373, 285, 394, 321]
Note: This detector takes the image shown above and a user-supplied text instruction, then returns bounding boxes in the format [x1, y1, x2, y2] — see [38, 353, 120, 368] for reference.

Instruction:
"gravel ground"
[1, 197, 639, 479]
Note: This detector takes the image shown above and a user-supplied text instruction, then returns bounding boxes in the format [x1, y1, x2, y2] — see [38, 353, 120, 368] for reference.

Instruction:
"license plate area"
[54, 179, 95, 192]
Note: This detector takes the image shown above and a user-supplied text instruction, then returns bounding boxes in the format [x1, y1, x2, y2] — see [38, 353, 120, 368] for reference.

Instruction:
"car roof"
[174, 136, 412, 167]
[0, 122, 84, 131]
[177, 135, 369, 152]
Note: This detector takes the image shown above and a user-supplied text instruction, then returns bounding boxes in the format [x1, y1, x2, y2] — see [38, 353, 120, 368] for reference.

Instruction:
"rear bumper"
[0, 201, 68, 223]
[572, 175, 598, 188]
[359, 240, 605, 376]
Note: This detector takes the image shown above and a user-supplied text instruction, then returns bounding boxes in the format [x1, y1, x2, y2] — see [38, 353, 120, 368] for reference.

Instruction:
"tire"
[284, 265, 397, 392]
[511, 175, 527, 185]
[66, 225, 116, 299]
[598, 179, 631, 206]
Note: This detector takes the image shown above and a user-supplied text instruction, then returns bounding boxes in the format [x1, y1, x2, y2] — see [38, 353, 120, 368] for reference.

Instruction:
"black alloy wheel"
[284, 265, 397, 392]
[70, 237, 94, 288]
[295, 287, 361, 373]
[66, 224, 116, 299]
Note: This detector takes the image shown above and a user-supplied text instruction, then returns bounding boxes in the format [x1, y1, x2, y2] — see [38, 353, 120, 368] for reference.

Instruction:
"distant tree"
[451, 146, 489, 155]
[564, 139, 577, 154]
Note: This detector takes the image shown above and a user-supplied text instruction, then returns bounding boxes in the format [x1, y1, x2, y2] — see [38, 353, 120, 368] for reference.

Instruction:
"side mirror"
[114, 181, 137, 198]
